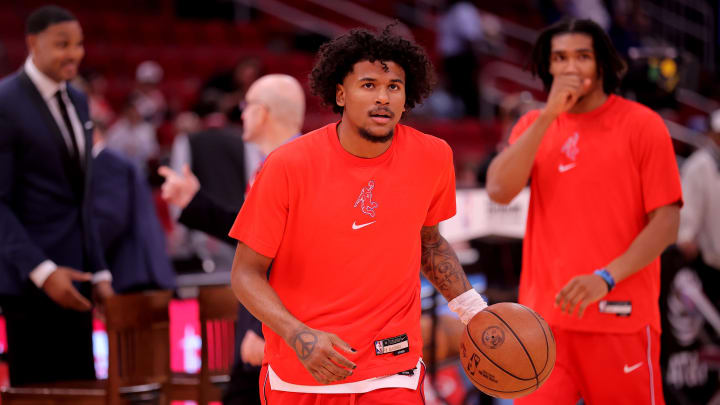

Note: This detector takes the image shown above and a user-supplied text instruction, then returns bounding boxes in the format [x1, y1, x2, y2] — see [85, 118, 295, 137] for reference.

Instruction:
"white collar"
[92, 140, 105, 158]
[24, 56, 66, 101]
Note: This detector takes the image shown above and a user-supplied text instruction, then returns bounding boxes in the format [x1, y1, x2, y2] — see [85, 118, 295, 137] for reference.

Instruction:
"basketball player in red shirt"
[487, 20, 682, 404]
[229, 27, 487, 404]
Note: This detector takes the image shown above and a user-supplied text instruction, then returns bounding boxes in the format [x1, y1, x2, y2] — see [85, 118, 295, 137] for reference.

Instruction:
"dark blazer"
[178, 126, 247, 244]
[179, 189, 239, 244]
[0, 69, 106, 296]
[92, 148, 176, 292]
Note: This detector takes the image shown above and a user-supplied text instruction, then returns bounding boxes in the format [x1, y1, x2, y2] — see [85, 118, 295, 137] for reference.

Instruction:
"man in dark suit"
[0, 6, 114, 386]
[92, 134, 177, 293]
[158, 74, 305, 405]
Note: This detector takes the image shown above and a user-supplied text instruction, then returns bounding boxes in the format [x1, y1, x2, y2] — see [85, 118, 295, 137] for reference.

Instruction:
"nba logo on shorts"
[375, 340, 384, 355]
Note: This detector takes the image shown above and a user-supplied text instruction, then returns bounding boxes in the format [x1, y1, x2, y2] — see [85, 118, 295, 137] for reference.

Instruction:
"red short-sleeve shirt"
[229, 123, 456, 384]
[509, 95, 682, 333]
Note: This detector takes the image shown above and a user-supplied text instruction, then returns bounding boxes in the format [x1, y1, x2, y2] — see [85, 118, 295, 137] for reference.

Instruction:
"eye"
[362, 82, 374, 89]
[389, 84, 400, 90]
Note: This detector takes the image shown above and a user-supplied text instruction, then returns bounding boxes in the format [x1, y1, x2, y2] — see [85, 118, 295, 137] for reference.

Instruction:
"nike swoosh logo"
[623, 362, 643, 373]
[352, 221, 376, 230]
[558, 163, 576, 173]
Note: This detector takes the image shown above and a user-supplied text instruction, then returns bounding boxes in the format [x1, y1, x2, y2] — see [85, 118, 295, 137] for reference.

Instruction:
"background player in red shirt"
[229, 27, 487, 403]
[486, 19, 682, 404]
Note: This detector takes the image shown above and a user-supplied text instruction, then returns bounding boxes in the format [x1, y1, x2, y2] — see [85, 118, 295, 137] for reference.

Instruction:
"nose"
[375, 87, 389, 105]
[563, 58, 579, 74]
[70, 45, 84, 63]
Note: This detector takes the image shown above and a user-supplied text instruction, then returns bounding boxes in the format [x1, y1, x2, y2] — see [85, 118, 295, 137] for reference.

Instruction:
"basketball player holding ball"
[229, 26, 487, 404]
[487, 19, 683, 404]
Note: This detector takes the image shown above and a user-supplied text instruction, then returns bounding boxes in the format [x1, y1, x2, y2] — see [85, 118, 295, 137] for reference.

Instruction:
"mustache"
[368, 107, 394, 118]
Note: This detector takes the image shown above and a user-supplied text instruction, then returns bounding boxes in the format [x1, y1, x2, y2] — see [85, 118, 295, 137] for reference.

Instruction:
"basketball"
[459, 302, 556, 399]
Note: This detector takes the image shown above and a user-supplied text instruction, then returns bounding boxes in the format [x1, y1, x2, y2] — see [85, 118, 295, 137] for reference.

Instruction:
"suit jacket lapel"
[66, 88, 94, 204]
[18, 69, 76, 159]
[18, 69, 84, 196]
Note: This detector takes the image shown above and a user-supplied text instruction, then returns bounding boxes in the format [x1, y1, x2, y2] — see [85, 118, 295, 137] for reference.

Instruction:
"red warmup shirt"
[509, 95, 682, 333]
[229, 123, 456, 385]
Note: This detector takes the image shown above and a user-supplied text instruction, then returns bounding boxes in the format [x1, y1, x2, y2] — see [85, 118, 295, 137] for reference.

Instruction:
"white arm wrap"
[448, 289, 488, 325]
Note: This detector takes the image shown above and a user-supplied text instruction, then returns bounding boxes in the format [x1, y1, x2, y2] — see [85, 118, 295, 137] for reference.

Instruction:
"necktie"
[54, 90, 81, 163]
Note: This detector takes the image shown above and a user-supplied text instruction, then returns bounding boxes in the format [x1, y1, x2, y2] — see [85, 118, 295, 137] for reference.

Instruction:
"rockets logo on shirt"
[558, 132, 580, 173]
[561, 132, 580, 161]
[354, 180, 378, 218]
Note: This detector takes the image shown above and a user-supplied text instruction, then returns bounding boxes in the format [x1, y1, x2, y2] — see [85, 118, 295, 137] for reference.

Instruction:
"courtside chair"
[1, 290, 172, 405]
[167, 285, 237, 405]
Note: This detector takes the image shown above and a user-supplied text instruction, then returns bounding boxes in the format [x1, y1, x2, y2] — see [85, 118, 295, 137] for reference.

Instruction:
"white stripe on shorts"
[646, 325, 655, 405]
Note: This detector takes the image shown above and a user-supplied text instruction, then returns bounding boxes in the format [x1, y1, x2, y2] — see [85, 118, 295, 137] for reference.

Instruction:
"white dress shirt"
[24, 56, 111, 287]
[678, 142, 720, 269]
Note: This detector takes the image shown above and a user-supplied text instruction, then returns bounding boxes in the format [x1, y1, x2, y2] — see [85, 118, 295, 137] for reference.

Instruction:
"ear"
[335, 83, 345, 108]
[258, 104, 270, 125]
[26, 35, 36, 54]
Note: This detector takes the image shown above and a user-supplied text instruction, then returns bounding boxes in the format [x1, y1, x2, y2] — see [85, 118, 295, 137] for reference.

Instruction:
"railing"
[640, 0, 715, 71]
[305, 0, 414, 39]
[233, 0, 346, 38]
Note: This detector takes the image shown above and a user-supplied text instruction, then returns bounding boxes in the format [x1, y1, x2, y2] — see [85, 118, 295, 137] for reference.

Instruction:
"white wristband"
[448, 289, 488, 325]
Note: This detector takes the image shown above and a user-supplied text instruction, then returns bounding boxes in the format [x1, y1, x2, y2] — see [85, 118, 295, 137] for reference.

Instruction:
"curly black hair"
[310, 26, 436, 114]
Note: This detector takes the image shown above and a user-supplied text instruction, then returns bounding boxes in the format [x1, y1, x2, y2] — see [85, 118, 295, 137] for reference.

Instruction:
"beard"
[358, 127, 394, 143]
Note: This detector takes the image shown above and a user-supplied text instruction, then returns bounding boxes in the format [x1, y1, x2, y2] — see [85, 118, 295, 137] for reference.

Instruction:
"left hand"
[240, 330, 266, 366]
[92, 280, 115, 321]
[555, 273, 609, 318]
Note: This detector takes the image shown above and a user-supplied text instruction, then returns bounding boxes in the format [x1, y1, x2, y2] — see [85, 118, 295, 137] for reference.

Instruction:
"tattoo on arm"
[292, 330, 318, 360]
[420, 225, 471, 300]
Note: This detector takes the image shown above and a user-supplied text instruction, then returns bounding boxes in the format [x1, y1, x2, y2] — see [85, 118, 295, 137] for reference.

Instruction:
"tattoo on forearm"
[421, 226, 471, 298]
[292, 330, 318, 360]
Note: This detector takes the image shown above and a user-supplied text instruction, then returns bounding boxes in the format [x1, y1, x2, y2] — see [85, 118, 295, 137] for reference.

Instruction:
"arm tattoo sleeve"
[420, 225, 472, 301]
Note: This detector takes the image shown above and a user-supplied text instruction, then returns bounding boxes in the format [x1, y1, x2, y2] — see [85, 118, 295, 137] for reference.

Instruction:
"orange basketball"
[459, 302, 556, 399]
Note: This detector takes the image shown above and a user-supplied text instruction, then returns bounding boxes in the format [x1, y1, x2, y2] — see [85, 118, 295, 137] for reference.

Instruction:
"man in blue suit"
[92, 133, 177, 293]
[0, 6, 114, 386]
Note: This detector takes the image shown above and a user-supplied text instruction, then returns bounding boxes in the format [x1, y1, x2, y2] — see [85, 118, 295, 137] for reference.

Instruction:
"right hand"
[543, 74, 592, 117]
[42, 267, 93, 311]
[157, 164, 200, 210]
[288, 326, 357, 384]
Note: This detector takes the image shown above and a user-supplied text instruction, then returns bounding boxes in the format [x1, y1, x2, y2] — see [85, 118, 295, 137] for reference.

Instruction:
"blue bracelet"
[594, 269, 615, 292]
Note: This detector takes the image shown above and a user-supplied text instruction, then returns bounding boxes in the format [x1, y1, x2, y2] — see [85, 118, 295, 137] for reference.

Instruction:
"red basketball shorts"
[515, 325, 664, 405]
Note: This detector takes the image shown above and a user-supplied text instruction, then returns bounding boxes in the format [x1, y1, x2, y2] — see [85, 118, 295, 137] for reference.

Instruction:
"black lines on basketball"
[464, 328, 534, 382]
[460, 303, 557, 399]
[520, 303, 554, 377]
[486, 308, 540, 387]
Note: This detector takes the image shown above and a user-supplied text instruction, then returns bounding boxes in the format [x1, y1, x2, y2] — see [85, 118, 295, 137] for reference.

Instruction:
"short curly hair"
[310, 26, 436, 114]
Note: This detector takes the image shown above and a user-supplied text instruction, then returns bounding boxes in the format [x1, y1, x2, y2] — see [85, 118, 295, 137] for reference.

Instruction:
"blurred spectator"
[132, 60, 167, 125]
[538, 0, 610, 30]
[105, 99, 159, 174]
[165, 96, 260, 274]
[608, 0, 645, 57]
[159, 73, 305, 405]
[201, 57, 263, 122]
[72, 71, 115, 127]
[568, 0, 610, 30]
[477, 91, 541, 186]
[666, 109, 720, 404]
[677, 109, 720, 275]
[85, 71, 114, 127]
[92, 127, 177, 293]
[437, 0, 484, 116]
